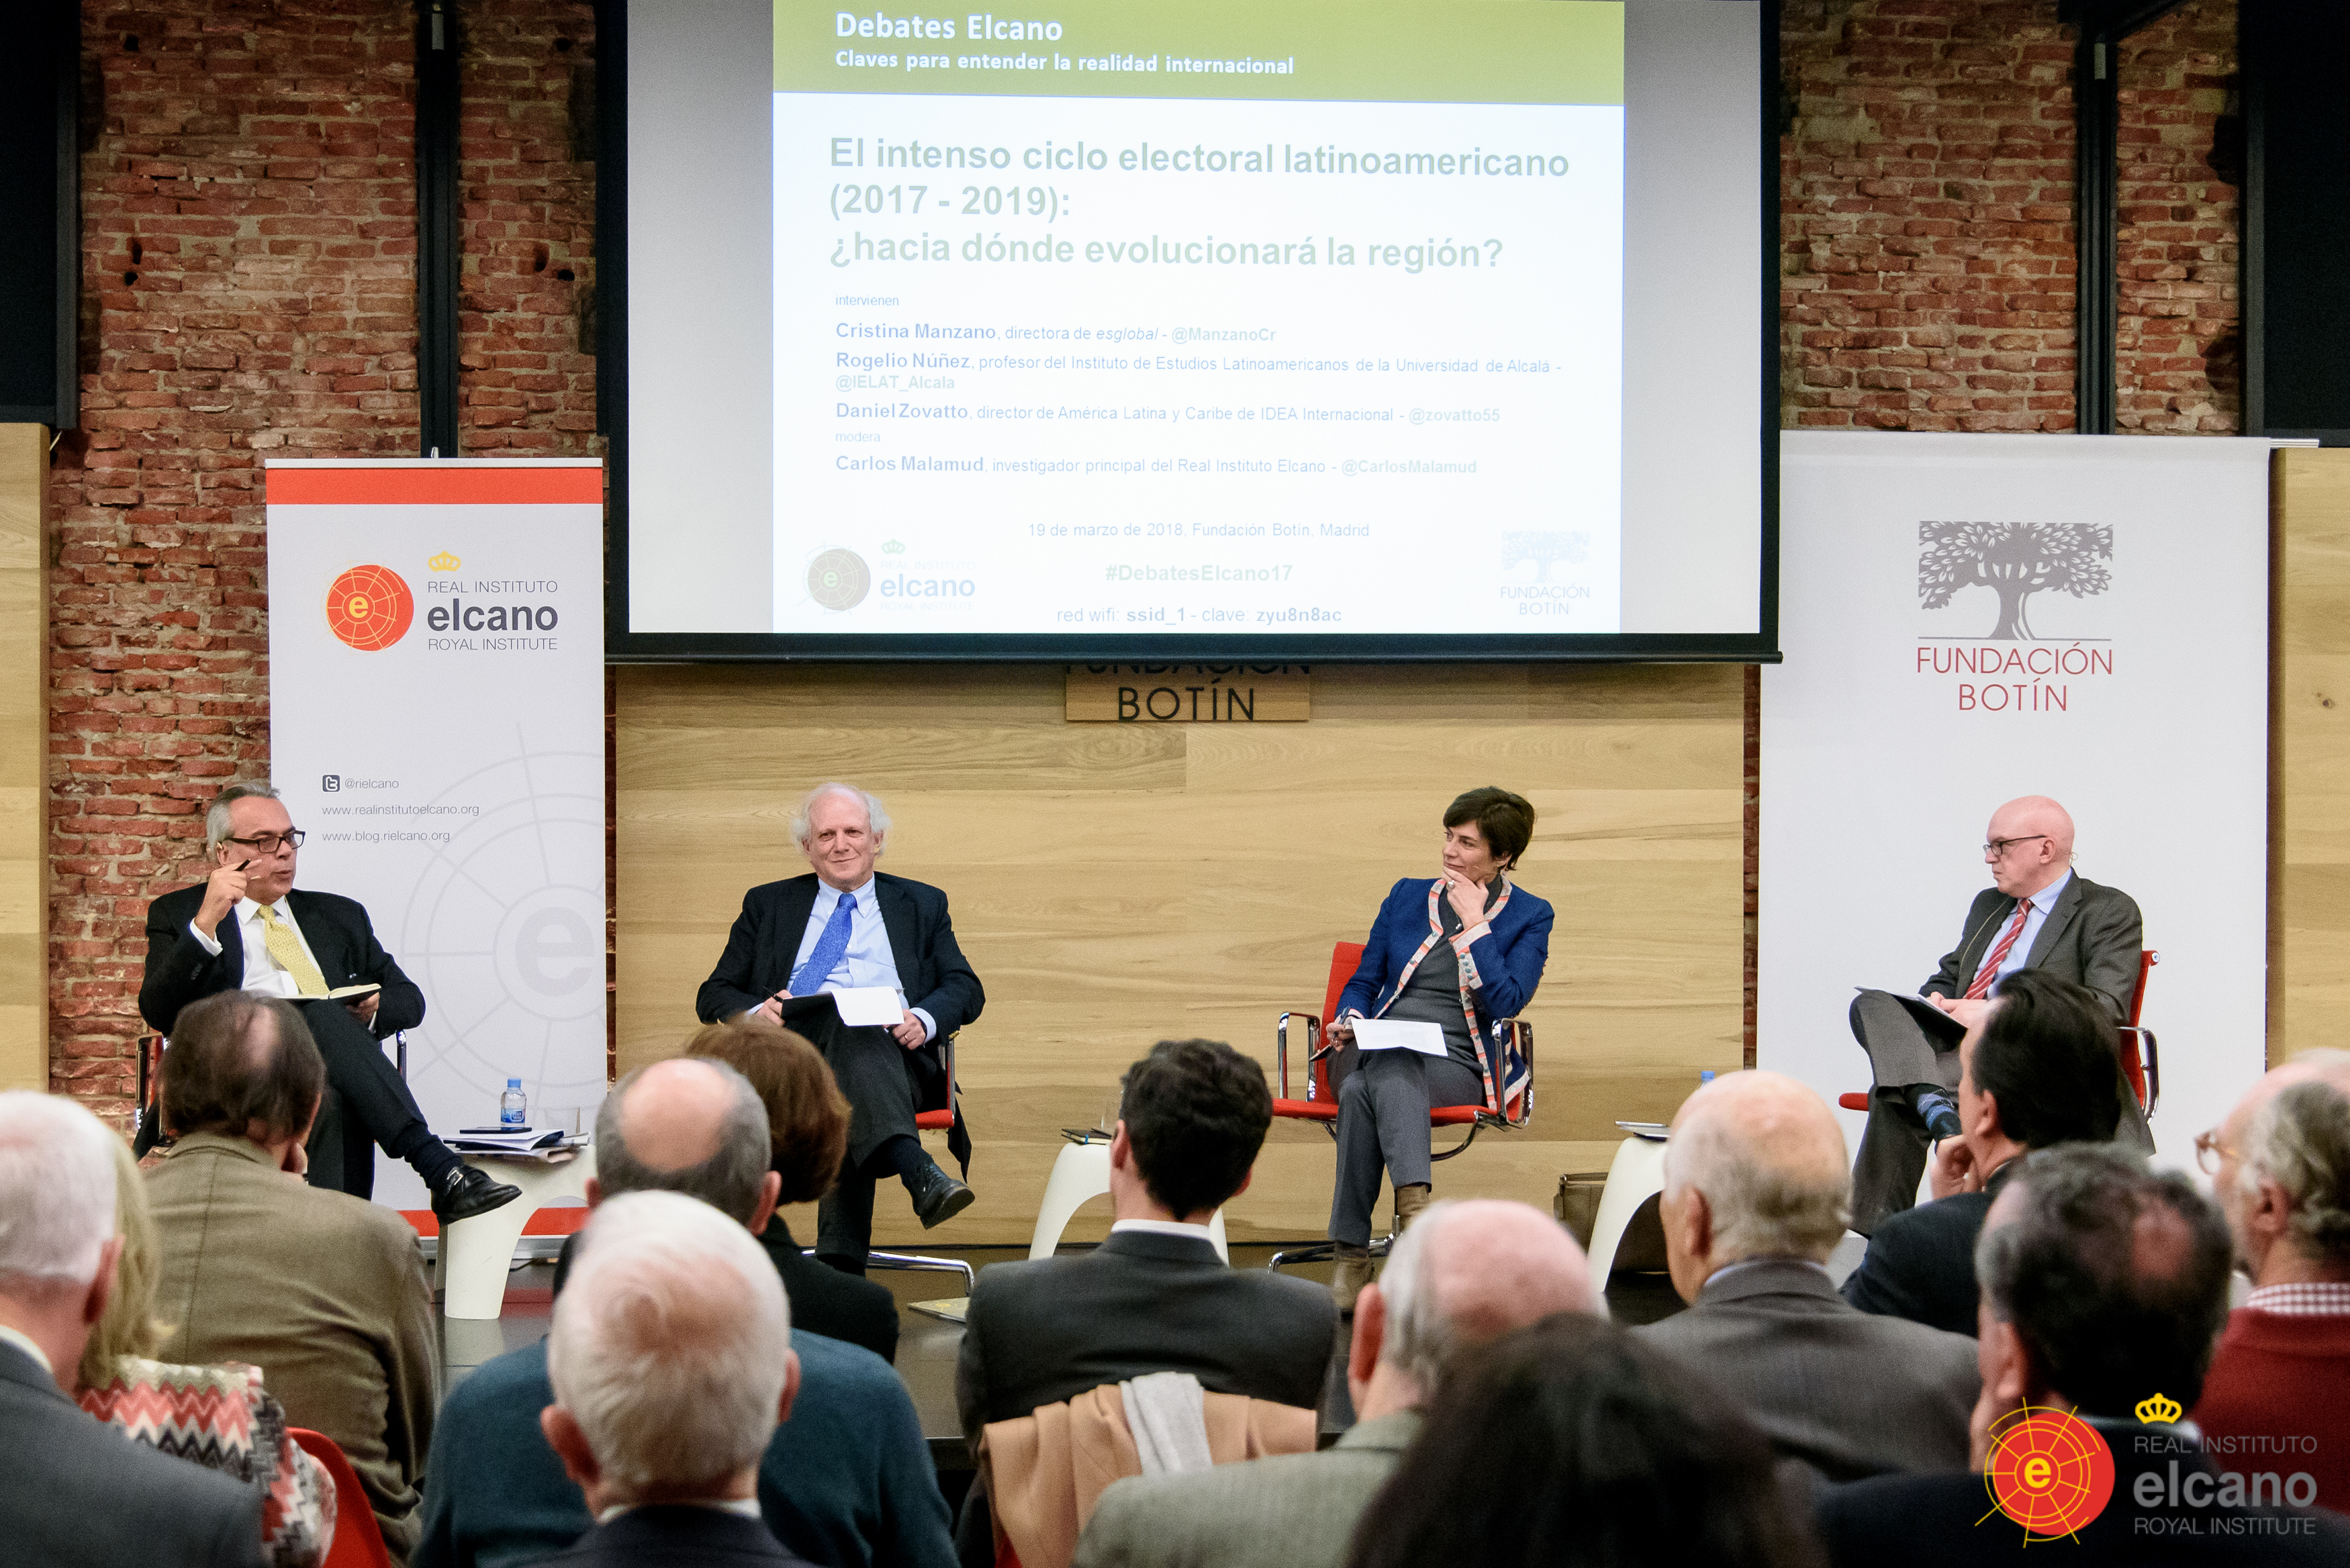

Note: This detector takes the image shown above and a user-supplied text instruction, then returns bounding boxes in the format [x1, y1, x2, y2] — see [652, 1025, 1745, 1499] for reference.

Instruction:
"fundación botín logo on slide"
[1914, 520, 2116, 716]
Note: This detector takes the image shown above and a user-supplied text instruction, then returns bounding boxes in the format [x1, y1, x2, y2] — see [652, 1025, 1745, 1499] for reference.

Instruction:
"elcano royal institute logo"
[1981, 1404, 2120, 1541]
[325, 564, 415, 651]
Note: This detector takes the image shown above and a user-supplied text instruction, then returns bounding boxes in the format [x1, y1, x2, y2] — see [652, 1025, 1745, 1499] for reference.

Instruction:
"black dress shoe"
[434, 1163, 523, 1225]
[908, 1161, 975, 1229]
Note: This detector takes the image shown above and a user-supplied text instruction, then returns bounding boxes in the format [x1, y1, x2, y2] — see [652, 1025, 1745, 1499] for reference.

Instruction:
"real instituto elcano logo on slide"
[325, 554, 564, 654]
[325, 564, 416, 651]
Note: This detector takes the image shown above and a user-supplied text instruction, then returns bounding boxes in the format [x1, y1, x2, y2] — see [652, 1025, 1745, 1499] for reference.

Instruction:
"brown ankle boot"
[1394, 1182, 1433, 1234]
[1329, 1243, 1374, 1318]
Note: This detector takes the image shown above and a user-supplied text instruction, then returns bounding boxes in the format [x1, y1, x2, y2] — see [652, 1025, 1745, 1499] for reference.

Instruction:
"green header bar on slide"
[780, 1, 1624, 105]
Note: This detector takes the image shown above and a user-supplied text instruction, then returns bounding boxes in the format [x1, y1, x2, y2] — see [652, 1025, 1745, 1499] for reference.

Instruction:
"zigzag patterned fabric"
[80, 1355, 336, 1568]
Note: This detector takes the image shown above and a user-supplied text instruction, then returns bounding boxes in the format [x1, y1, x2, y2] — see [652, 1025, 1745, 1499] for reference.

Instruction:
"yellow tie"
[256, 904, 328, 997]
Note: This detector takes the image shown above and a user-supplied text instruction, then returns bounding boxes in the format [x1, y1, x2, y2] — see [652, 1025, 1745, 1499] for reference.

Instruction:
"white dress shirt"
[0, 1322, 52, 1375]
[1988, 867, 2072, 987]
[187, 896, 328, 998]
[1109, 1218, 1217, 1245]
[792, 878, 935, 1041]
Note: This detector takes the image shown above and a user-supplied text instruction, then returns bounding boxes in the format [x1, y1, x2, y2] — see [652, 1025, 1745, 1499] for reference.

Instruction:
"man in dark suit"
[1817, 1145, 2350, 1565]
[1842, 970, 2123, 1336]
[956, 1039, 1336, 1565]
[1636, 1070, 1977, 1489]
[538, 1189, 817, 1568]
[698, 782, 985, 1269]
[0, 1089, 266, 1568]
[137, 779, 516, 1219]
[1849, 795, 2146, 1232]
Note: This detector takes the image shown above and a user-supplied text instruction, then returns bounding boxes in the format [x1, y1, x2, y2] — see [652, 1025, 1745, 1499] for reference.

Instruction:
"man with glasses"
[1846, 795, 2146, 1232]
[138, 779, 518, 1218]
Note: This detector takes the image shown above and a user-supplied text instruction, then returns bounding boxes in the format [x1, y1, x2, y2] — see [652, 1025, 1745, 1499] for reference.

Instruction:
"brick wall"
[50, 1, 596, 1124]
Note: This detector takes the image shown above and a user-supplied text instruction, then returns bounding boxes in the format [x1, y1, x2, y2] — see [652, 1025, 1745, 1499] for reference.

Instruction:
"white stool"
[1583, 1134, 1668, 1305]
[437, 1144, 597, 1321]
[1029, 1138, 1229, 1262]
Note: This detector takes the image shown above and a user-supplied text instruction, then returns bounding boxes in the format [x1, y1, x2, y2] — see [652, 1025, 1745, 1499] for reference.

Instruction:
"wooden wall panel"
[616, 663, 1744, 1244]
[2271, 449, 2350, 1061]
[0, 427, 46, 1091]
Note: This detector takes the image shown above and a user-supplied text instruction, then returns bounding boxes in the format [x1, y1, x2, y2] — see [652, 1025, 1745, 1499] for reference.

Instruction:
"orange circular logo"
[1984, 1408, 2116, 1538]
[325, 565, 414, 651]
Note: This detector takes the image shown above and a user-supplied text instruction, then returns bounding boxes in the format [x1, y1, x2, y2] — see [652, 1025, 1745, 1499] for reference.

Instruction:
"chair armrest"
[1276, 1013, 1321, 1100]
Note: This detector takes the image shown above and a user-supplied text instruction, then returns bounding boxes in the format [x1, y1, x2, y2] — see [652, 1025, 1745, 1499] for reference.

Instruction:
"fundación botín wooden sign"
[1065, 665, 1311, 722]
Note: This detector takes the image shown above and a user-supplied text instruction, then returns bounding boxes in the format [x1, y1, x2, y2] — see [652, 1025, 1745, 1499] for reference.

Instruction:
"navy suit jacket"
[696, 872, 984, 1039]
[1338, 876, 1553, 1027]
[538, 1507, 813, 1568]
[140, 881, 426, 1038]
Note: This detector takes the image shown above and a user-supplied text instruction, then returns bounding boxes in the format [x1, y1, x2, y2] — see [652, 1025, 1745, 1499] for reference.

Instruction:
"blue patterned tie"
[789, 893, 858, 996]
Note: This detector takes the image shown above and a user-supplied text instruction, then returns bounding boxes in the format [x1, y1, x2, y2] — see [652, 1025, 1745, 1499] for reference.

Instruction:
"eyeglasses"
[2194, 1129, 2237, 1176]
[224, 830, 305, 854]
[1981, 834, 2049, 858]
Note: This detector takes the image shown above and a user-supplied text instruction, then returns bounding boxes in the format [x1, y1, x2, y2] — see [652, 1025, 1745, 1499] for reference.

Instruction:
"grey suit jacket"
[1922, 873, 2142, 1020]
[0, 1340, 267, 1568]
[1071, 1412, 1419, 1568]
[1636, 1259, 1978, 1487]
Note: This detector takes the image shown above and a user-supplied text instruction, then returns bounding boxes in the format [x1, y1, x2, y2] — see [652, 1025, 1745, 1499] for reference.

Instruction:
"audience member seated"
[1638, 1069, 1978, 1487]
[1341, 1312, 1824, 1568]
[2194, 1049, 2350, 1515]
[1817, 1145, 2350, 1563]
[955, 1039, 1335, 1565]
[79, 1128, 334, 1567]
[684, 1019, 900, 1362]
[535, 1191, 815, 1567]
[416, 1057, 953, 1568]
[1074, 1199, 1598, 1568]
[145, 992, 436, 1561]
[1840, 970, 2121, 1335]
[0, 1089, 267, 1568]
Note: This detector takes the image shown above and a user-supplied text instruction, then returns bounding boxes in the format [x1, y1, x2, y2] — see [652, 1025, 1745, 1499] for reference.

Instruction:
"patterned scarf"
[1369, 877, 1528, 1119]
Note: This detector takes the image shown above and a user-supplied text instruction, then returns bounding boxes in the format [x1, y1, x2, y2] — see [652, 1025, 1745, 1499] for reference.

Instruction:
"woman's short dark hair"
[1444, 786, 1537, 870]
[161, 992, 325, 1142]
[1118, 1039, 1272, 1219]
[683, 1020, 850, 1206]
[1343, 1314, 1823, 1568]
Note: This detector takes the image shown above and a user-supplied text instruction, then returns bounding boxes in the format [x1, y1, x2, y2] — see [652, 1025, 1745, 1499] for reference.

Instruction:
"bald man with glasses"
[1846, 795, 2149, 1233]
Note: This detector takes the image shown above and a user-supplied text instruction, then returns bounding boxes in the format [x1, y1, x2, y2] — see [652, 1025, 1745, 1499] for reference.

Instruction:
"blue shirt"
[793, 878, 935, 1041]
[1988, 868, 2071, 987]
[413, 1331, 953, 1568]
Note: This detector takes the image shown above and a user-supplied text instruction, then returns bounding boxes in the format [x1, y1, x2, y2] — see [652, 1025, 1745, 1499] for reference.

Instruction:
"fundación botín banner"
[265, 460, 606, 1213]
[1758, 432, 2273, 1171]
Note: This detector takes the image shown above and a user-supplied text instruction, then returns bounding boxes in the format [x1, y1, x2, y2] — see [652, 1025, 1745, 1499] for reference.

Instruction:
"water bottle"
[500, 1077, 528, 1128]
[1699, 1070, 1717, 1086]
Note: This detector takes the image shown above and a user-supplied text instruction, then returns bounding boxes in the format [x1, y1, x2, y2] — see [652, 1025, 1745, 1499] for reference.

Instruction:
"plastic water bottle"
[500, 1077, 527, 1128]
[1699, 1070, 1717, 1086]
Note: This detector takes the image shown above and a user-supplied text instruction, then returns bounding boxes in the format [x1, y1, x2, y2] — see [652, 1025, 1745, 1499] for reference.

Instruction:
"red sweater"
[2192, 1308, 2350, 1516]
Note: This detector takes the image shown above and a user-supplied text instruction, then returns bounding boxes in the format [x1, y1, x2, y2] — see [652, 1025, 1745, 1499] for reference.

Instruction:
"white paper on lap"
[828, 985, 907, 1028]
[1351, 1019, 1448, 1057]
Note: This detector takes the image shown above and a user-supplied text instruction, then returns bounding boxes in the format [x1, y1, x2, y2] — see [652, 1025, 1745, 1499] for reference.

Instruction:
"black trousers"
[293, 997, 434, 1199]
[789, 1007, 929, 1263]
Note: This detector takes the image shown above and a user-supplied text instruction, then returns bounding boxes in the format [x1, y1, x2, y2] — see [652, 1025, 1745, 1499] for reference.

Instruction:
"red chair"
[864, 1032, 976, 1293]
[1835, 949, 2160, 1116]
[1268, 942, 1534, 1270]
[289, 1427, 392, 1568]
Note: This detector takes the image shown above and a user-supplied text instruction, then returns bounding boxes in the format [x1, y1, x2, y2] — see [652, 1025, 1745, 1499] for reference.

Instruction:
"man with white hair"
[1636, 1071, 1977, 1488]
[0, 1091, 265, 1567]
[697, 781, 986, 1268]
[536, 1189, 815, 1565]
[1070, 1199, 1598, 1568]
[2193, 1050, 2350, 1514]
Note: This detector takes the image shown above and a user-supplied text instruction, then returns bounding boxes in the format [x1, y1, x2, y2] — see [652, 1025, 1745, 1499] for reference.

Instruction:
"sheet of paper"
[829, 985, 907, 1028]
[1351, 1019, 1448, 1057]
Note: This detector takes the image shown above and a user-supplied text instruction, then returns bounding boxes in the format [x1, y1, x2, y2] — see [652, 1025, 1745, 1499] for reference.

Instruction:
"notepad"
[1351, 1019, 1448, 1057]
[827, 985, 908, 1028]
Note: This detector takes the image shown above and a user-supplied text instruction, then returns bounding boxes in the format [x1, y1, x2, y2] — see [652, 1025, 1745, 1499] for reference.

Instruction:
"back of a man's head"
[1119, 1039, 1272, 1218]
[1976, 970, 2123, 1149]
[1977, 1144, 2232, 1416]
[1664, 1070, 1850, 1267]
[160, 991, 323, 1144]
[2241, 1052, 2350, 1269]
[0, 1091, 119, 1292]
[594, 1057, 771, 1224]
[547, 1191, 790, 1503]
[1376, 1199, 1600, 1393]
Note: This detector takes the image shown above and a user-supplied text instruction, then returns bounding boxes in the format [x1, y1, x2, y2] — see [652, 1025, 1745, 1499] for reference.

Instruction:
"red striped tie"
[1965, 899, 2034, 1000]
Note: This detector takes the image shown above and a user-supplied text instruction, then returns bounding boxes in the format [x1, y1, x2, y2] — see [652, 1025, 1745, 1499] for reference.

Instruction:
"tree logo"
[1919, 521, 2112, 640]
[325, 565, 415, 651]
[1981, 1406, 2116, 1540]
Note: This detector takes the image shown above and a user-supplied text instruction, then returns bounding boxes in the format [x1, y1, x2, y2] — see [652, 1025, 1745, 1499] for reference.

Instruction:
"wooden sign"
[1066, 665, 1311, 723]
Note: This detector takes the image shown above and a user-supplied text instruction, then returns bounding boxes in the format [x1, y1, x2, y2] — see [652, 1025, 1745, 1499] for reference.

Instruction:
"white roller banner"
[1760, 432, 2272, 1170]
[265, 459, 606, 1213]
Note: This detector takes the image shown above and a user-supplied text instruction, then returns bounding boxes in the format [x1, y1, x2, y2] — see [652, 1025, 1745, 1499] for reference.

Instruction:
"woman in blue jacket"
[1324, 786, 1553, 1313]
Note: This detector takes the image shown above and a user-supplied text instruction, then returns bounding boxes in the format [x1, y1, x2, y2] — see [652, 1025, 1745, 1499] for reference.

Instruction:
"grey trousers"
[1327, 1048, 1485, 1246]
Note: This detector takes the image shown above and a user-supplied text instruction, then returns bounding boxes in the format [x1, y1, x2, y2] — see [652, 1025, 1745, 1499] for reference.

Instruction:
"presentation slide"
[773, 1, 1625, 636]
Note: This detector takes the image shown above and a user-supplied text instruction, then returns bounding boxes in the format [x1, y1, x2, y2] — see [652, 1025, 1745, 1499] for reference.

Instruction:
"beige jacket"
[146, 1133, 438, 1564]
